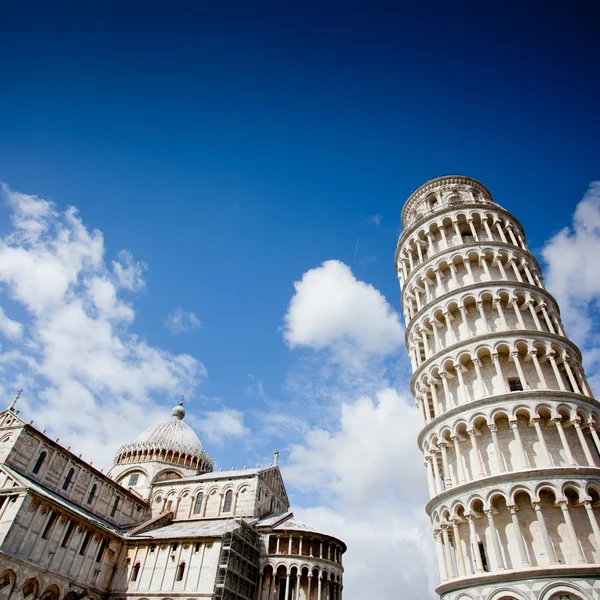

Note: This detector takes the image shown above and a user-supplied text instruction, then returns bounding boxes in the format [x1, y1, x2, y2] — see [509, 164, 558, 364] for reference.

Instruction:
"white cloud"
[542, 182, 600, 343]
[0, 184, 207, 467]
[283, 260, 404, 367]
[165, 307, 202, 334]
[0, 305, 22, 339]
[194, 408, 250, 446]
[283, 389, 438, 600]
[368, 213, 382, 226]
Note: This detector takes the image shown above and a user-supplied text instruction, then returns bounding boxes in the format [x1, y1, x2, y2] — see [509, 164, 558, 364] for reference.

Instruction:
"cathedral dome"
[113, 402, 213, 474]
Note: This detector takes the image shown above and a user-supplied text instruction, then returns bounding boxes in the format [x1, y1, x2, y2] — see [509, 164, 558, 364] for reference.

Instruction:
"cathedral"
[0, 400, 345, 600]
[397, 176, 600, 600]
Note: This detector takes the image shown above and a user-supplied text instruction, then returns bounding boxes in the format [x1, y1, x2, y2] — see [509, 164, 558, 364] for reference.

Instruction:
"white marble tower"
[396, 176, 600, 600]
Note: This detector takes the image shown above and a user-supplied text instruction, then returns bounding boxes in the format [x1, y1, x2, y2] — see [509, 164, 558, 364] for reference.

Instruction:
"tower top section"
[401, 175, 495, 230]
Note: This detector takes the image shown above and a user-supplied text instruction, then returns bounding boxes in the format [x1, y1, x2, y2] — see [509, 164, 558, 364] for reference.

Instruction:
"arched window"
[111, 497, 120, 517]
[223, 490, 233, 513]
[176, 562, 185, 581]
[62, 468, 74, 490]
[193, 493, 204, 515]
[32, 452, 46, 475]
[87, 484, 97, 505]
[131, 563, 140, 581]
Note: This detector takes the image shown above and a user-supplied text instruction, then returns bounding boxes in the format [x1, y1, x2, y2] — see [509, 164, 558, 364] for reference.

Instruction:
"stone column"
[489, 424, 506, 472]
[508, 505, 530, 566]
[472, 358, 487, 398]
[454, 363, 470, 404]
[433, 530, 448, 581]
[424, 457, 436, 497]
[529, 350, 548, 388]
[453, 220, 463, 245]
[540, 304, 556, 333]
[437, 442, 452, 488]
[480, 255, 491, 279]
[492, 353, 510, 393]
[510, 298, 526, 329]
[484, 510, 505, 570]
[583, 500, 600, 549]
[452, 436, 466, 484]
[553, 418, 576, 465]
[563, 359, 581, 394]
[532, 501, 558, 563]
[431, 451, 442, 495]
[468, 429, 485, 477]
[449, 263, 459, 287]
[589, 425, 600, 456]
[511, 351, 529, 390]
[458, 305, 471, 338]
[493, 298, 508, 329]
[506, 224, 519, 246]
[495, 256, 508, 279]
[575, 366, 592, 397]
[559, 500, 586, 563]
[572, 419, 595, 466]
[527, 301, 543, 331]
[510, 259, 524, 283]
[510, 420, 530, 468]
[441, 525, 456, 578]
[443, 312, 457, 344]
[440, 372, 452, 409]
[431, 323, 441, 352]
[548, 354, 566, 391]
[482, 219, 494, 240]
[452, 520, 467, 576]
[439, 226, 448, 248]
[495, 220, 508, 243]
[532, 417, 553, 466]
[466, 514, 484, 573]
[476, 301, 490, 333]
[429, 381, 441, 416]
[468, 218, 479, 241]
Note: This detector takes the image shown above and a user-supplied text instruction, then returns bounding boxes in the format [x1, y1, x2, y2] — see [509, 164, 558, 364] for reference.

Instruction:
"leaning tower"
[396, 176, 600, 600]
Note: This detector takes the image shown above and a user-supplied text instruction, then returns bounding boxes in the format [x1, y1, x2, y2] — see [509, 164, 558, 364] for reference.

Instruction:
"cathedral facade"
[0, 401, 345, 600]
[396, 176, 600, 600]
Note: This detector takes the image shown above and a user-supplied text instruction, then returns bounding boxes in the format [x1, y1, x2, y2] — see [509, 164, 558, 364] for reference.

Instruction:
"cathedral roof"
[114, 402, 213, 472]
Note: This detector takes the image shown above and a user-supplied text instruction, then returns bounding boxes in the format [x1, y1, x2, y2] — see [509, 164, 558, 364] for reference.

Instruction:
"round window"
[155, 496, 162, 504]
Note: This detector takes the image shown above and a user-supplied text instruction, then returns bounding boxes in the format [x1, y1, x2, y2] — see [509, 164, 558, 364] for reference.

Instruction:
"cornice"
[399, 241, 542, 302]
[395, 201, 527, 266]
[401, 176, 494, 227]
[425, 465, 600, 515]
[435, 565, 600, 596]
[416, 389, 600, 447]
[403, 280, 560, 345]
[409, 329, 583, 393]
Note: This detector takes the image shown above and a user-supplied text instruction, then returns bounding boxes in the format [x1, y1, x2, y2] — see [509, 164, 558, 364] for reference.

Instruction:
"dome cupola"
[113, 401, 213, 474]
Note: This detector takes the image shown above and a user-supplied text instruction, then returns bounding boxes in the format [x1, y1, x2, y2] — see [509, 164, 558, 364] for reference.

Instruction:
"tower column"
[532, 502, 558, 564]
[559, 500, 586, 563]
[434, 530, 448, 581]
[508, 505, 530, 567]
[466, 514, 484, 573]
[484, 510, 505, 570]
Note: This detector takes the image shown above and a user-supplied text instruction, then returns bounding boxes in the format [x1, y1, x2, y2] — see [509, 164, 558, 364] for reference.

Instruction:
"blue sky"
[0, 2, 599, 598]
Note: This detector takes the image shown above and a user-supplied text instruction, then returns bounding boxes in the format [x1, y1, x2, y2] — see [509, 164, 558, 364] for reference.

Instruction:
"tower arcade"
[396, 176, 600, 600]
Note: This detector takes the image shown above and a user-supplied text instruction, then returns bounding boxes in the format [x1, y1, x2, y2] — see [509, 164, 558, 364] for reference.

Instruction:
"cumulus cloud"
[165, 307, 202, 333]
[0, 184, 207, 467]
[283, 389, 437, 600]
[195, 408, 250, 446]
[283, 260, 404, 367]
[542, 182, 600, 343]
